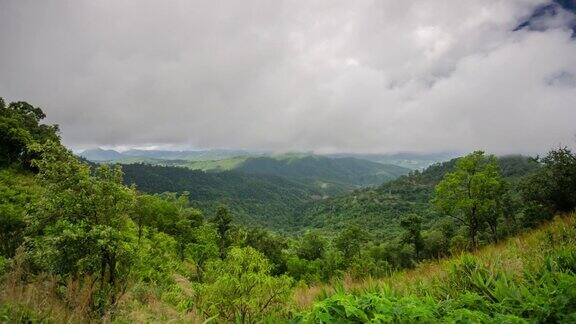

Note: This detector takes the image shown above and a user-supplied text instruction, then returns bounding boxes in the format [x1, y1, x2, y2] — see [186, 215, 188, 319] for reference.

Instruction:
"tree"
[434, 217, 456, 256]
[174, 207, 203, 260]
[522, 147, 576, 214]
[189, 224, 220, 281]
[334, 225, 368, 261]
[0, 98, 59, 167]
[433, 151, 504, 247]
[134, 192, 203, 259]
[212, 205, 233, 258]
[0, 168, 41, 258]
[245, 227, 288, 274]
[297, 231, 327, 261]
[26, 141, 137, 312]
[400, 214, 424, 259]
[194, 247, 293, 322]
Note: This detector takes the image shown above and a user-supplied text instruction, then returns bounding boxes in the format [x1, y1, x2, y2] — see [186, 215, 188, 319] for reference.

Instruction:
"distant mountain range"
[80, 148, 420, 193]
[79, 148, 454, 170]
[326, 152, 457, 170]
[79, 148, 263, 162]
[235, 155, 410, 190]
[118, 155, 409, 229]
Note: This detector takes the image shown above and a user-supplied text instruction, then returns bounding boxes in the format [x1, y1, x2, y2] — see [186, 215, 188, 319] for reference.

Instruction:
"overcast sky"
[1, 0, 575, 154]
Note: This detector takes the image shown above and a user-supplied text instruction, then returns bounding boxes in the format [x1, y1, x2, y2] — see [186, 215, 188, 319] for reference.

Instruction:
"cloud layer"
[1, 0, 575, 154]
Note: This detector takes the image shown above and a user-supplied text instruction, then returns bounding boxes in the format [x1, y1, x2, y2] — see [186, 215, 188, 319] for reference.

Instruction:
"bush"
[194, 247, 293, 322]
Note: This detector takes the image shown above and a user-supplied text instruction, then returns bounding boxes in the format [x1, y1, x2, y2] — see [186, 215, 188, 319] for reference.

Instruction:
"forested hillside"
[80, 147, 257, 162]
[119, 156, 410, 230]
[121, 154, 543, 238]
[1, 97, 576, 322]
[294, 155, 541, 238]
[89, 152, 411, 194]
[236, 155, 409, 188]
[121, 163, 317, 229]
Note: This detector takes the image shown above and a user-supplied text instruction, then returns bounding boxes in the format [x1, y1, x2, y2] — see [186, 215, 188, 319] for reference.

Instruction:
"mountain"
[293, 155, 541, 238]
[79, 148, 264, 162]
[120, 163, 319, 230]
[326, 152, 457, 170]
[78, 148, 124, 161]
[84, 149, 412, 194]
[121, 149, 262, 161]
[235, 155, 410, 189]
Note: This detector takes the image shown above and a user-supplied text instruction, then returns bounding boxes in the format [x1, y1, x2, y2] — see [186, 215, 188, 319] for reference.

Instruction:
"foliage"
[121, 163, 317, 229]
[400, 214, 424, 259]
[22, 141, 138, 313]
[0, 98, 59, 168]
[301, 215, 576, 323]
[297, 231, 327, 261]
[334, 225, 369, 261]
[212, 205, 233, 258]
[245, 227, 288, 275]
[0, 168, 42, 258]
[433, 151, 505, 246]
[522, 146, 576, 214]
[194, 247, 293, 322]
[134, 192, 203, 259]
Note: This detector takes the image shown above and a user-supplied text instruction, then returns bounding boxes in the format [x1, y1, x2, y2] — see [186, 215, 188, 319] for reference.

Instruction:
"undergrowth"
[297, 214, 576, 323]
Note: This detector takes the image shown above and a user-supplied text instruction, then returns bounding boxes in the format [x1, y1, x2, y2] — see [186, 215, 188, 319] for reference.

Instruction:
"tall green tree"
[433, 151, 504, 247]
[400, 214, 424, 259]
[245, 227, 288, 274]
[297, 231, 327, 261]
[522, 147, 576, 214]
[334, 225, 368, 261]
[27, 141, 137, 311]
[212, 205, 233, 258]
[189, 224, 220, 281]
[0, 98, 59, 167]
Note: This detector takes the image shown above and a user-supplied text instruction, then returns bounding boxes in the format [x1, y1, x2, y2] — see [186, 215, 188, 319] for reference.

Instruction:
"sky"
[1, 0, 575, 154]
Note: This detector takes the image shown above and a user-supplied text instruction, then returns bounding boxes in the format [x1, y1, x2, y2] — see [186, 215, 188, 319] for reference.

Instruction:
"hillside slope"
[235, 155, 410, 189]
[296, 214, 576, 322]
[294, 155, 540, 238]
[120, 163, 319, 229]
[88, 152, 411, 195]
[79, 148, 260, 162]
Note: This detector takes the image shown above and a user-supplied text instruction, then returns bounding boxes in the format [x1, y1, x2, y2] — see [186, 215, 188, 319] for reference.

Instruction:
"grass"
[1, 214, 574, 322]
[294, 213, 576, 322]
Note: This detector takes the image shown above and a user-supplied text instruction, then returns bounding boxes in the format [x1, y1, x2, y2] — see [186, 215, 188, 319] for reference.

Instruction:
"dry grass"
[2, 214, 573, 322]
[292, 214, 575, 310]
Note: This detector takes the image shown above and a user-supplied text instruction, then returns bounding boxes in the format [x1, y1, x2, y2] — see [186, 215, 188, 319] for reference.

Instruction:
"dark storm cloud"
[1, 0, 575, 153]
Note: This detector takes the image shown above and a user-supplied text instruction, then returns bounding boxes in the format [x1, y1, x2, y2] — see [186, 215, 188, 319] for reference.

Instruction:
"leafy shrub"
[194, 247, 293, 322]
[0, 303, 47, 323]
[302, 225, 576, 323]
[0, 255, 8, 276]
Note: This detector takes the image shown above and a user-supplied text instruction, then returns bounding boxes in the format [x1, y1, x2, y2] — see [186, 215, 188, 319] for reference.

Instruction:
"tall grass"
[2, 214, 574, 322]
[297, 214, 576, 322]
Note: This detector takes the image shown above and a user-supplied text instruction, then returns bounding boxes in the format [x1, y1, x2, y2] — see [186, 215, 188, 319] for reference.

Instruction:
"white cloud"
[0, 0, 574, 154]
